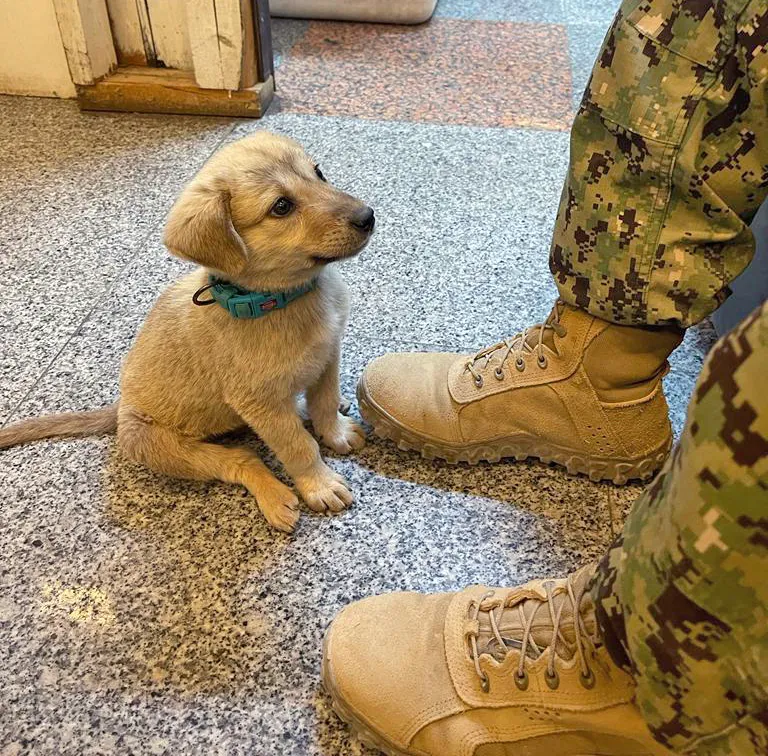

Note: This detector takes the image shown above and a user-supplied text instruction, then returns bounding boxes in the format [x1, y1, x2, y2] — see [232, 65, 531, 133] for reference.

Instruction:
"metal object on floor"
[270, 0, 438, 24]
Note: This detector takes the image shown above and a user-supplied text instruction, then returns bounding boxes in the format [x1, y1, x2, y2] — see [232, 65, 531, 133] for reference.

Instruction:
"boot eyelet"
[514, 670, 529, 691]
[580, 669, 596, 689]
[473, 375, 484, 388]
[537, 354, 548, 369]
[545, 669, 560, 690]
[494, 367, 504, 381]
[515, 358, 525, 372]
[480, 672, 490, 693]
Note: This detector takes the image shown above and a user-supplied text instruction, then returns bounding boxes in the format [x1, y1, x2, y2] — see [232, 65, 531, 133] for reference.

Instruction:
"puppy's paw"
[296, 467, 354, 514]
[320, 415, 366, 455]
[258, 482, 300, 533]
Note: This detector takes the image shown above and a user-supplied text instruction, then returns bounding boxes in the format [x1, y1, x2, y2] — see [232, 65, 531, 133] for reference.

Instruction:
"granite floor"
[0, 2, 716, 754]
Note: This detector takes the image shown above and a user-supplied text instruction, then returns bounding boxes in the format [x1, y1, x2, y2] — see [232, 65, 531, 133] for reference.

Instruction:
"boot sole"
[322, 627, 416, 756]
[357, 378, 670, 486]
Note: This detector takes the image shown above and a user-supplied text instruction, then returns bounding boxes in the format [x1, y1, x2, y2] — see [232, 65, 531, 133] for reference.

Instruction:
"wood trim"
[52, 0, 117, 85]
[239, 0, 258, 89]
[146, 0, 193, 69]
[135, 0, 159, 65]
[76, 65, 274, 117]
[251, 0, 274, 84]
[187, 0, 245, 90]
[105, 0, 149, 66]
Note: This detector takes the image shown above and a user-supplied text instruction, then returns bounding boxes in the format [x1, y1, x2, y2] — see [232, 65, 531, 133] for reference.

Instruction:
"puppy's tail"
[0, 402, 119, 449]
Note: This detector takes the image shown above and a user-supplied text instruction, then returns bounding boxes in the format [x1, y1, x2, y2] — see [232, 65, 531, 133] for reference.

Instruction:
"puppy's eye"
[314, 164, 327, 182]
[271, 197, 294, 217]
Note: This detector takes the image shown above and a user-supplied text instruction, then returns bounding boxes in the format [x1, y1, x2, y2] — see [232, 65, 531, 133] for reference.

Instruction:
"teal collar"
[192, 276, 317, 319]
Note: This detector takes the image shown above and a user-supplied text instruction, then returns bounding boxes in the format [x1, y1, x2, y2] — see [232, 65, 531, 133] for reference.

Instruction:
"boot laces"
[466, 572, 597, 693]
[465, 301, 567, 387]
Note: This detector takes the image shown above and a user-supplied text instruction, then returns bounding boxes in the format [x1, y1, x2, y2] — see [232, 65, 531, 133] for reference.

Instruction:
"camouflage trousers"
[550, 0, 768, 327]
[590, 300, 768, 754]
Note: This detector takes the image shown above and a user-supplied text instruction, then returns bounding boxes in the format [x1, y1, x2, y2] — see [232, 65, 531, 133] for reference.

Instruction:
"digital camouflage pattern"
[550, 0, 768, 328]
[590, 300, 768, 754]
[553, 1, 768, 747]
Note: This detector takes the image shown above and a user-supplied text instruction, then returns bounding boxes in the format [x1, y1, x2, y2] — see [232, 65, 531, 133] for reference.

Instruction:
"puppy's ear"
[163, 183, 247, 276]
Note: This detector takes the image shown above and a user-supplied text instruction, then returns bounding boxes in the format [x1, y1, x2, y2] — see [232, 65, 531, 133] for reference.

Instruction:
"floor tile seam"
[1, 123, 239, 429]
[256, 108, 576, 136]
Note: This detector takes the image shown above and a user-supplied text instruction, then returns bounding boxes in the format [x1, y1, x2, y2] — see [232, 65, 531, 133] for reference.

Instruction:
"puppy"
[0, 132, 374, 532]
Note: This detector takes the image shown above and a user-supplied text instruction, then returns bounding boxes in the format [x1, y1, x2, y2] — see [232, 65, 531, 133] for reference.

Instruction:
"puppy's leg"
[306, 346, 365, 455]
[119, 417, 299, 533]
[231, 397, 354, 514]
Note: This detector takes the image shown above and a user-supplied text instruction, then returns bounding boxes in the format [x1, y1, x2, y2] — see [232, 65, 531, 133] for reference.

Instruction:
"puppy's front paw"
[258, 482, 300, 533]
[296, 467, 354, 514]
[320, 415, 366, 455]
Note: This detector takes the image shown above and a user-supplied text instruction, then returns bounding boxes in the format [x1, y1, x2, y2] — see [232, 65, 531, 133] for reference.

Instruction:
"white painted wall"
[0, 0, 76, 97]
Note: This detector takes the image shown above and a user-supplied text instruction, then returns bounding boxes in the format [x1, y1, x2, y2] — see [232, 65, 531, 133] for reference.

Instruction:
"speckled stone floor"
[1, 2, 716, 754]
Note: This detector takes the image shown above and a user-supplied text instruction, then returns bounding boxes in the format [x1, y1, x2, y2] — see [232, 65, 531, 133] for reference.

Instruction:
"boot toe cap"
[359, 352, 463, 443]
[323, 592, 461, 749]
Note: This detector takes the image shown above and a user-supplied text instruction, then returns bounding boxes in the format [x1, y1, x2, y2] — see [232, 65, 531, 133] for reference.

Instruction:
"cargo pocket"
[585, 0, 738, 144]
[627, 0, 741, 69]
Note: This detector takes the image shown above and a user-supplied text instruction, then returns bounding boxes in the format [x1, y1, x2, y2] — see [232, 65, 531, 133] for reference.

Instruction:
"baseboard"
[76, 66, 274, 118]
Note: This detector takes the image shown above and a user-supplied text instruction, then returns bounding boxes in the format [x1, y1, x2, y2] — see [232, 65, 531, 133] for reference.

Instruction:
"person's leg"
[552, 0, 768, 327]
[323, 302, 767, 756]
[358, 0, 768, 482]
[591, 299, 768, 753]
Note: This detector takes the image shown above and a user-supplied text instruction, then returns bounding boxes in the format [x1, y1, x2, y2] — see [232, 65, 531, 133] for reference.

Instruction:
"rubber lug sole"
[357, 379, 670, 486]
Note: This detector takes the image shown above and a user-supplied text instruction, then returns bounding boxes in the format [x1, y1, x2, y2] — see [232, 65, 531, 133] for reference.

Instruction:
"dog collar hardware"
[192, 276, 317, 319]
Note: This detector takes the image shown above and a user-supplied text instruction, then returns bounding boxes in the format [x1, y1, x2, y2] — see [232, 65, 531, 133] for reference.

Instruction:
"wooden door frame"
[52, 0, 274, 117]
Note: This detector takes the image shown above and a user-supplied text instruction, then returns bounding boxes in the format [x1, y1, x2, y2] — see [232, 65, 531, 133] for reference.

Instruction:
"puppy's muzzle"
[349, 206, 375, 234]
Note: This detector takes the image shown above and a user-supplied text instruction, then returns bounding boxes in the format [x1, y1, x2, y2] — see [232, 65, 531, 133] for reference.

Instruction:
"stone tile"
[3, 275, 616, 754]
[0, 232, 136, 424]
[665, 319, 717, 439]
[563, 0, 620, 24]
[0, 97, 234, 250]
[237, 112, 571, 349]
[0, 43, 722, 751]
[1, 420, 615, 754]
[275, 19, 573, 130]
[271, 16, 310, 67]
[4, 208, 615, 752]
[607, 483, 644, 536]
[435, 0, 566, 23]
[2, 239, 190, 423]
[0, 96, 235, 424]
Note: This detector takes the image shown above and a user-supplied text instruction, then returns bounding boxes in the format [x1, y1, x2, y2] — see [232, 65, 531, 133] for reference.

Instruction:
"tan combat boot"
[323, 565, 671, 756]
[358, 302, 683, 484]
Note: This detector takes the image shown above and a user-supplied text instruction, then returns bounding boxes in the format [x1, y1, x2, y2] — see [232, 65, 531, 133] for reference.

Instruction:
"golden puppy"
[0, 132, 375, 532]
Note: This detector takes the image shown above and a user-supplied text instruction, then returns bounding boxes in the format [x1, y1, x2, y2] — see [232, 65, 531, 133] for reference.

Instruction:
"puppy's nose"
[350, 206, 375, 233]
